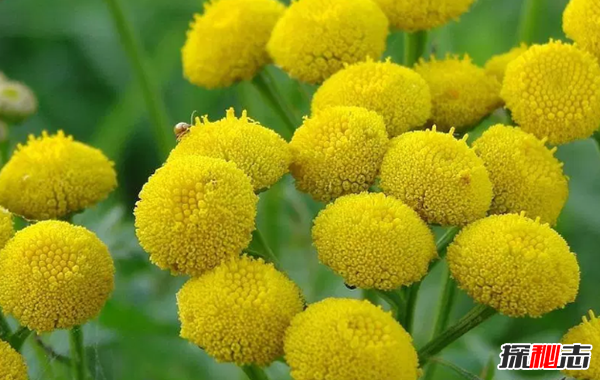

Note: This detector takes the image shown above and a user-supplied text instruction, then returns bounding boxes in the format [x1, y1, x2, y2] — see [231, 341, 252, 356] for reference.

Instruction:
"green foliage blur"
[1, 0, 598, 379]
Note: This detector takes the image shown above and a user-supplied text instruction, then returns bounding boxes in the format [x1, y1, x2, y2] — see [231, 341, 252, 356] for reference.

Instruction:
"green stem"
[70, 326, 86, 380]
[250, 229, 280, 267]
[241, 365, 270, 380]
[8, 327, 32, 352]
[0, 310, 11, 341]
[373, 289, 405, 321]
[0, 122, 9, 165]
[429, 357, 484, 380]
[35, 335, 72, 365]
[593, 131, 600, 156]
[436, 226, 460, 254]
[518, 0, 544, 44]
[403, 283, 420, 334]
[103, 0, 173, 159]
[403, 31, 428, 67]
[252, 70, 299, 140]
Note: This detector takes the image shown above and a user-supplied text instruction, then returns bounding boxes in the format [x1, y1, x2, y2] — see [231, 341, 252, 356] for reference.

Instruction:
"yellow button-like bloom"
[177, 256, 304, 366]
[564, 0, 600, 61]
[284, 298, 419, 380]
[311, 59, 431, 137]
[182, 0, 285, 89]
[415, 55, 502, 131]
[561, 310, 600, 379]
[168, 108, 291, 191]
[313, 193, 436, 290]
[473, 124, 568, 225]
[0, 131, 117, 221]
[447, 214, 580, 317]
[0, 221, 114, 332]
[379, 127, 492, 226]
[267, 0, 389, 84]
[0, 340, 28, 380]
[0, 207, 14, 250]
[502, 40, 600, 145]
[290, 106, 388, 203]
[370, 0, 475, 31]
[135, 156, 257, 276]
[484, 44, 528, 82]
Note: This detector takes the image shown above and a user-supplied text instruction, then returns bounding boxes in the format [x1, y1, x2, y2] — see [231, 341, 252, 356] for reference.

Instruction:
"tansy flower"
[415, 55, 502, 131]
[0, 131, 117, 221]
[182, 0, 285, 89]
[473, 124, 568, 225]
[0, 340, 28, 380]
[177, 256, 304, 366]
[0, 207, 13, 250]
[312, 193, 437, 290]
[484, 44, 528, 82]
[379, 127, 492, 226]
[561, 310, 600, 379]
[563, 0, 600, 61]
[168, 108, 291, 191]
[267, 0, 389, 84]
[447, 214, 580, 317]
[284, 298, 419, 380]
[502, 40, 600, 145]
[311, 59, 431, 137]
[0, 80, 37, 124]
[289, 106, 388, 203]
[0, 221, 114, 332]
[370, 0, 475, 31]
[134, 156, 257, 276]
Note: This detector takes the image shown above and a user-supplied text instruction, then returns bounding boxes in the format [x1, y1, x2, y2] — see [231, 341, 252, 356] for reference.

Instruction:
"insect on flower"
[173, 111, 198, 141]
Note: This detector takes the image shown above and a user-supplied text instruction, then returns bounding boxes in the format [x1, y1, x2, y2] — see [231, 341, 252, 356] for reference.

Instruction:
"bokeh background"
[1, 0, 598, 379]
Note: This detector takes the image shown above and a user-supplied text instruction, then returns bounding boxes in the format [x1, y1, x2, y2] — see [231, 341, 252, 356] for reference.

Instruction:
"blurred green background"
[1, 0, 598, 379]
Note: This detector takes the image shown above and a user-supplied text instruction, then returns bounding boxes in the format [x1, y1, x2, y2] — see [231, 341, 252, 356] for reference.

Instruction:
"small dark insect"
[174, 122, 191, 141]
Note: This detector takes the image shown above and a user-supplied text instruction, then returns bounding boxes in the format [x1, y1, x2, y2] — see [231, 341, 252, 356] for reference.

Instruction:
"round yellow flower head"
[0, 340, 28, 380]
[182, 0, 285, 89]
[177, 255, 304, 366]
[370, 0, 475, 31]
[379, 127, 492, 226]
[267, 0, 389, 84]
[0, 207, 14, 250]
[0, 131, 117, 221]
[0, 221, 114, 332]
[502, 40, 600, 145]
[473, 124, 568, 225]
[561, 310, 600, 379]
[284, 298, 419, 380]
[135, 156, 257, 276]
[311, 59, 431, 137]
[313, 193, 436, 290]
[563, 0, 600, 60]
[415, 55, 502, 131]
[447, 213, 580, 317]
[0, 80, 37, 124]
[168, 108, 291, 191]
[484, 44, 528, 82]
[289, 106, 388, 203]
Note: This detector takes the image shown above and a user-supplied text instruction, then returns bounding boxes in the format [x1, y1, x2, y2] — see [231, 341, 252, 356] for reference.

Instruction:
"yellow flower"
[134, 156, 257, 276]
[311, 59, 431, 137]
[0, 221, 114, 332]
[0, 340, 28, 380]
[177, 256, 304, 366]
[0, 80, 37, 124]
[379, 127, 492, 226]
[370, 0, 475, 31]
[267, 0, 389, 84]
[313, 193, 436, 290]
[502, 40, 600, 145]
[0, 207, 14, 250]
[415, 55, 502, 131]
[563, 0, 600, 61]
[182, 0, 285, 88]
[484, 44, 528, 82]
[447, 213, 580, 317]
[289, 106, 388, 202]
[168, 108, 291, 191]
[0, 131, 117, 221]
[284, 298, 419, 380]
[473, 124, 568, 225]
[561, 310, 600, 380]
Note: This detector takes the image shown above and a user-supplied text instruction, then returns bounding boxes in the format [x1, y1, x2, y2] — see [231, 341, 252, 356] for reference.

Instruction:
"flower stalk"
[8, 326, 32, 352]
[242, 365, 270, 380]
[403, 31, 428, 67]
[0, 311, 11, 341]
[70, 325, 86, 380]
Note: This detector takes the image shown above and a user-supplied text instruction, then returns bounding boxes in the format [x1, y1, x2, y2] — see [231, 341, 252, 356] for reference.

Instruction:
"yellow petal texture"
[415, 55, 502, 131]
[473, 124, 568, 225]
[0, 340, 28, 380]
[284, 298, 419, 380]
[563, 0, 600, 61]
[370, 0, 475, 31]
[289, 106, 388, 203]
[267, 0, 389, 84]
[0, 221, 114, 332]
[379, 127, 492, 226]
[182, 0, 285, 88]
[134, 156, 257, 276]
[501, 40, 600, 145]
[311, 59, 431, 137]
[0, 207, 14, 250]
[484, 44, 528, 82]
[168, 108, 291, 191]
[561, 310, 600, 380]
[312, 193, 437, 290]
[0, 131, 117, 221]
[177, 256, 304, 366]
[447, 214, 580, 317]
